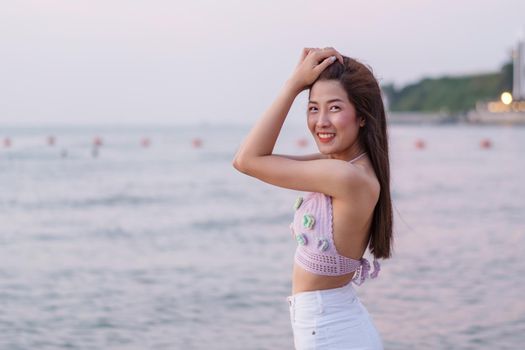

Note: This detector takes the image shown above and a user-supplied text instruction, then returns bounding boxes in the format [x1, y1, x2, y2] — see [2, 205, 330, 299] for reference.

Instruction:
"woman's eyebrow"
[308, 98, 344, 104]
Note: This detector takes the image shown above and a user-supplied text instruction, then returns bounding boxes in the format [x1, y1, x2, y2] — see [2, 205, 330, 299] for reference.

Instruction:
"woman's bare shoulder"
[336, 162, 380, 203]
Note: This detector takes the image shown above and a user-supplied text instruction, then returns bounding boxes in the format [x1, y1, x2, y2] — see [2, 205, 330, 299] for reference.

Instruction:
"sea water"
[1, 123, 524, 349]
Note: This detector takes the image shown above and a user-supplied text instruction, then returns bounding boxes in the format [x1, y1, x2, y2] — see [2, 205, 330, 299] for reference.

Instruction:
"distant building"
[467, 37, 525, 124]
[513, 39, 525, 100]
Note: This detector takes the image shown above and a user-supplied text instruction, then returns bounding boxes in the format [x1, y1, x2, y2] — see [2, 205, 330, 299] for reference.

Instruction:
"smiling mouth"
[317, 133, 336, 141]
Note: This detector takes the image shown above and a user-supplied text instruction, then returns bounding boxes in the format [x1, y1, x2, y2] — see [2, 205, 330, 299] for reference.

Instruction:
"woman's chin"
[318, 143, 335, 152]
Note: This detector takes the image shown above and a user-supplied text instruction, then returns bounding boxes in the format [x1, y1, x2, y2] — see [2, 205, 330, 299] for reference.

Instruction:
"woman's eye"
[308, 106, 339, 112]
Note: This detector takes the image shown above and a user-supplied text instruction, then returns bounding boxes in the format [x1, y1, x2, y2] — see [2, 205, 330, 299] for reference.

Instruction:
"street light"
[501, 92, 513, 105]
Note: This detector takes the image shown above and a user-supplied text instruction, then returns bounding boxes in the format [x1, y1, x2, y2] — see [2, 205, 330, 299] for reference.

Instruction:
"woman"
[232, 47, 393, 350]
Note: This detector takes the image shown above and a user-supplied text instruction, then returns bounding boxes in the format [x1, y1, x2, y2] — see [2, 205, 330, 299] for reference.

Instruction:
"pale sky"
[1, 0, 524, 125]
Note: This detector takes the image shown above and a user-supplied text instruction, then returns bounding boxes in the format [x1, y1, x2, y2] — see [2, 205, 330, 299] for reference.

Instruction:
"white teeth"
[318, 133, 335, 139]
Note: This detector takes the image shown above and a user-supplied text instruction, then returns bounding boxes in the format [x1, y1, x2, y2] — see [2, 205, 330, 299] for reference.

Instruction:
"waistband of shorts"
[286, 282, 356, 305]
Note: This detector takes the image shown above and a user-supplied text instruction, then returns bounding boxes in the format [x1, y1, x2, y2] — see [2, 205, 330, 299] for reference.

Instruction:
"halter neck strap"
[348, 152, 367, 163]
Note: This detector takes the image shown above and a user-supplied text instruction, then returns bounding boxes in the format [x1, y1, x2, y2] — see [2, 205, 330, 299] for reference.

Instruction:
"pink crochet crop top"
[288, 152, 380, 285]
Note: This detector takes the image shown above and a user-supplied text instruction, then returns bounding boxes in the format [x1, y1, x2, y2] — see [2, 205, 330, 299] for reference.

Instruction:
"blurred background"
[1, 1, 524, 349]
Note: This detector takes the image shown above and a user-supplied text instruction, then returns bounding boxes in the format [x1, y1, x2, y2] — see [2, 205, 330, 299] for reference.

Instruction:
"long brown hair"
[310, 56, 393, 259]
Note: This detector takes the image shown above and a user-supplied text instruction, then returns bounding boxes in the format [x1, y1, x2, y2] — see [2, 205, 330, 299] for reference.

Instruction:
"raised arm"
[272, 153, 329, 161]
[231, 48, 367, 197]
[232, 79, 302, 162]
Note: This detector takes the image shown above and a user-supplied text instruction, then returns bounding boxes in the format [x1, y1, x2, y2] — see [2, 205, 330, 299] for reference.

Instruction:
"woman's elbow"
[232, 157, 247, 173]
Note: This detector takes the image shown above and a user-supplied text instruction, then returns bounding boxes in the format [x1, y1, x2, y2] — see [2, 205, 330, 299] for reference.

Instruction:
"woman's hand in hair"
[287, 47, 344, 93]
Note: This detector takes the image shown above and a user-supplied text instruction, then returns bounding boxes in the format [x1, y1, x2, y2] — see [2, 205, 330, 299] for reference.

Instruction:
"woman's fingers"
[313, 55, 338, 74]
[300, 48, 310, 61]
[334, 51, 344, 65]
[315, 47, 344, 65]
[302, 47, 343, 64]
[299, 47, 316, 64]
[322, 47, 344, 64]
[292, 47, 344, 90]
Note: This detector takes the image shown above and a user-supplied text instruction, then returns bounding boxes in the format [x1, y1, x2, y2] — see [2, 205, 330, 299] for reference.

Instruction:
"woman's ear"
[359, 116, 366, 127]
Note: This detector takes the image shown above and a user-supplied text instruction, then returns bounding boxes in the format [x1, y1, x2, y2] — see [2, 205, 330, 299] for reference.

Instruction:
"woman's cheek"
[334, 114, 352, 128]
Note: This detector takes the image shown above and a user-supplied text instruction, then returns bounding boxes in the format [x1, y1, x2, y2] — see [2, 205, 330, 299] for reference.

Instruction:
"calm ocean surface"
[1, 123, 524, 350]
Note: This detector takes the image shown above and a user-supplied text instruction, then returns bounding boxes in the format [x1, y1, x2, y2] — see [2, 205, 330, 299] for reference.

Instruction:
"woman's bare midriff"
[292, 263, 356, 294]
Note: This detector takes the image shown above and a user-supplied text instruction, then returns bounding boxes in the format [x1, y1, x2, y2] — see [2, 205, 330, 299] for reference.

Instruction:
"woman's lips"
[317, 133, 335, 143]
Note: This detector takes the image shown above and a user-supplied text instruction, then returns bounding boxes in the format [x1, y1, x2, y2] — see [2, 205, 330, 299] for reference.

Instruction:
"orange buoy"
[192, 138, 202, 148]
[414, 139, 426, 150]
[93, 137, 103, 147]
[3, 138, 11, 148]
[47, 136, 56, 146]
[141, 138, 151, 148]
[480, 138, 492, 149]
[296, 137, 308, 148]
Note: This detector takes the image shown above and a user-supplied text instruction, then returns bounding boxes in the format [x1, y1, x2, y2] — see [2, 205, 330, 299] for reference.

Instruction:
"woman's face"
[307, 80, 363, 159]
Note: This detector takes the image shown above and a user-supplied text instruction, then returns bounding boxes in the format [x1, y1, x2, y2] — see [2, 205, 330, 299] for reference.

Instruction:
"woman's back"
[291, 153, 380, 294]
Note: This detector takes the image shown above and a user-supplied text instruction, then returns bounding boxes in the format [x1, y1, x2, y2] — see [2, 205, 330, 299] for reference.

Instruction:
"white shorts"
[286, 283, 383, 350]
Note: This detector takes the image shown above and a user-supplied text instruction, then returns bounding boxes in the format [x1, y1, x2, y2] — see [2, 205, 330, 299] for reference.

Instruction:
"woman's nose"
[316, 113, 331, 127]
